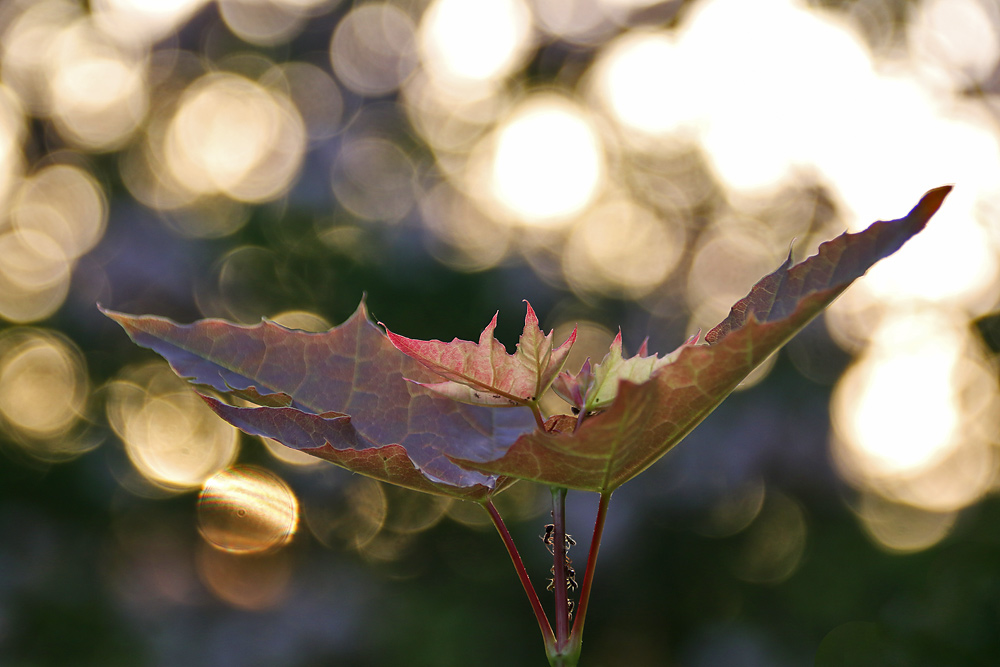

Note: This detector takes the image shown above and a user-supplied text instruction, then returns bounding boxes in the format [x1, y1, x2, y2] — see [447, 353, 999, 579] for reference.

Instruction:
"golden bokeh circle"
[198, 464, 300, 554]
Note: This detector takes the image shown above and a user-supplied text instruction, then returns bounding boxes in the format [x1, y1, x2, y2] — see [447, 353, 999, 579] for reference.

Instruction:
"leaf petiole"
[568, 492, 612, 656]
[550, 487, 571, 652]
[483, 500, 555, 654]
[530, 401, 546, 430]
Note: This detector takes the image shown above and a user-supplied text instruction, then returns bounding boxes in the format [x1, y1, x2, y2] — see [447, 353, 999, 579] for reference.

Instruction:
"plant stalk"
[568, 492, 612, 654]
[551, 487, 571, 652]
[529, 401, 546, 430]
[484, 500, 555, 653]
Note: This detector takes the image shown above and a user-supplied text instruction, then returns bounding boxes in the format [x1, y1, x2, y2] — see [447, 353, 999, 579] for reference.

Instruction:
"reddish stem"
[530, 402, 546, 430]
[569, 492, 612, 649]
[484, 500, 555, 651]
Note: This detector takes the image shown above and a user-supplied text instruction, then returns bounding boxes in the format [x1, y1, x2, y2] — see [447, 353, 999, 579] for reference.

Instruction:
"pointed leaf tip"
[704, 186, 953, 344]
[523, 300, 539, 326]
[911, 185, 952, 222]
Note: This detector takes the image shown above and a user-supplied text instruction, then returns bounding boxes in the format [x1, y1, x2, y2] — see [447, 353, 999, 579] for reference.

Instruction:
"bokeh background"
[2, 0, 1000, 664]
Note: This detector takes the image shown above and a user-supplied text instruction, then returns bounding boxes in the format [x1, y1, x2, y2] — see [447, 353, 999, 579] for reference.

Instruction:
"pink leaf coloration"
[101, 301, 536, 501]
[451, 186, 953, 493]
[384, 302, 577, 408]
[552, 358, 594, 413]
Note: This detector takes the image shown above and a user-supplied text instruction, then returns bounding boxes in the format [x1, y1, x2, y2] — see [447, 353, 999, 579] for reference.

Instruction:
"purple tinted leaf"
[705, 186, 953, 341]
[453, 187, 953, 492]
[102, 301, 536, 500]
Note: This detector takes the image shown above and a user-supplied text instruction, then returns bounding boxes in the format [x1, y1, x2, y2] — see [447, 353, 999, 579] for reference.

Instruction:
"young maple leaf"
[101, 301, 536, 501]
[451, 186, 953, 493]
[575, 330, 699, 412]
[383, 302, 577, 409]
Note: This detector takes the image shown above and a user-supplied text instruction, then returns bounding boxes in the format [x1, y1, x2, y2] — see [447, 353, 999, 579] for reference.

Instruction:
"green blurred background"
[2, 0, 1000, 664]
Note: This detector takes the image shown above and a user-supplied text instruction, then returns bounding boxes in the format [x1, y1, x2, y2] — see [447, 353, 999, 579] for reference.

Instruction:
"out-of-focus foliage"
[2, 0, 1000, 665]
